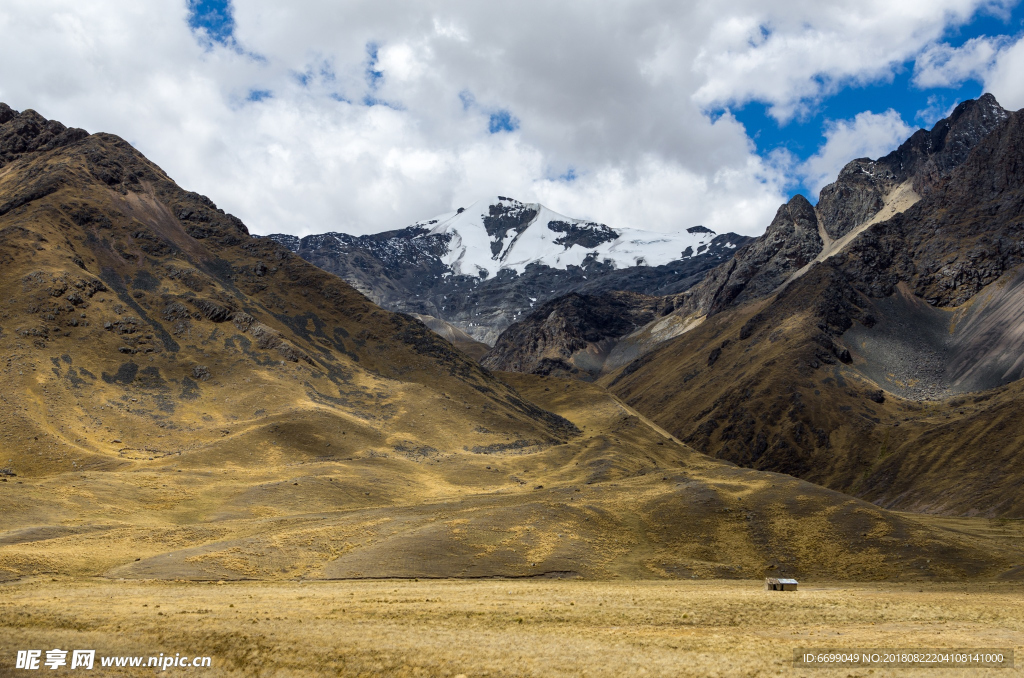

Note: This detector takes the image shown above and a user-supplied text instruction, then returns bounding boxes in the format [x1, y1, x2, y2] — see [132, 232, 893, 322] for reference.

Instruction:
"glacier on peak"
[408, 196, 718, 280]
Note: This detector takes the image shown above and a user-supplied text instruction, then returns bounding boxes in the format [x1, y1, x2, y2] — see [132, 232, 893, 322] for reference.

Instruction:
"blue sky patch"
[358, 42, 399, 107]
[729, 1, 1024, 202]
[362, 95, 403, 110]
[292, 59, 336, 89]
[247, 89, 272, 102]
[365, 43, 384, 89]
[187, 0, 235, 46]
[488, 110, 519, 134]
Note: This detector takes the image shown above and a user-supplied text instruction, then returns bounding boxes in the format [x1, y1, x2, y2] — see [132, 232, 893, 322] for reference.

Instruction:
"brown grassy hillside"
[2, 369, 1022, 583]
[603, 103, 1024, 519]
[0, 105, 578, 485]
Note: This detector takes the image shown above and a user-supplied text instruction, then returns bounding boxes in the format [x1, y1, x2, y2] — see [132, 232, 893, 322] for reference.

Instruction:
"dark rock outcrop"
[484, 202, 538, 256]
[832, 104, 1024, 308]
[546, 220, 619, 248]
[672, 95, 1009, 323]
[481, 291, 671, 378]
[0, 105, 89, 168]
[680, 195, 822, 316]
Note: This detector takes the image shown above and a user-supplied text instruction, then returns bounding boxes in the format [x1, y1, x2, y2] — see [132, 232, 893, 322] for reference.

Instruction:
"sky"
[1, 1, 1023, 238]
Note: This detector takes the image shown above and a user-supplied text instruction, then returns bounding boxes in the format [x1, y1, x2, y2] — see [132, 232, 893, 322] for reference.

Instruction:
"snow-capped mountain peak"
[266, 195, 750, 344]
[413, 196, 720, 279]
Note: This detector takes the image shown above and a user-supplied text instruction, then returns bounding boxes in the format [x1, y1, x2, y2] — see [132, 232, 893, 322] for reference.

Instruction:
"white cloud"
[913, 36, 1006, 88]
[0, 0, 1010, 238]
[907, 28, 1024, 114]
[984, 35, 1024, 110]
[692, 0, 1014, 121]
[799, 110, 914, 197]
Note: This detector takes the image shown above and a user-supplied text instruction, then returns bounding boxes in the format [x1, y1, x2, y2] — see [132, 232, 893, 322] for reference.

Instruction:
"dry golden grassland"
[0, 578, 1022, 677]
[3, 375, 1023, 584]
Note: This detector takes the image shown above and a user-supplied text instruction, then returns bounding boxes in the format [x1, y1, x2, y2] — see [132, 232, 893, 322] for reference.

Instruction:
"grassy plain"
[1, 577, 1022, 677]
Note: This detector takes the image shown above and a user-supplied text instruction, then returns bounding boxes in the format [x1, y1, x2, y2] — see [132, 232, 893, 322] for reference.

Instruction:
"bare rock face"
[682, 195, 822, 317]
[817, 94, 1009, 240]
[832, 103, 1024, 308]
[483, 202, 539, 256]
[900, 92, 1011, 195]
[815, 160, 895, 241]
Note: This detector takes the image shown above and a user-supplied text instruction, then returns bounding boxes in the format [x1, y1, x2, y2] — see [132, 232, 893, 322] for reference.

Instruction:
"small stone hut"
[764, 577, 798, 591]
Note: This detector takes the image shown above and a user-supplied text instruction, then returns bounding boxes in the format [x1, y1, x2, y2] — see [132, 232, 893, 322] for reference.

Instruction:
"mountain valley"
[1, 101, 1021, 591]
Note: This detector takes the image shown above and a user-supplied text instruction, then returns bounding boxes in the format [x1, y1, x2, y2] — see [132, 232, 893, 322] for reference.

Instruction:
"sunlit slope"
[2, 373, 1021, 583]
[0, 108, 576, 483]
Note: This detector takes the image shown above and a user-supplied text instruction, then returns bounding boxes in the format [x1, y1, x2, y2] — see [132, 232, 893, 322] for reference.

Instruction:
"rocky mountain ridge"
[684, 95, 1010, 319]
[268, 199, 751, 345]
[480, 291, 676, 379]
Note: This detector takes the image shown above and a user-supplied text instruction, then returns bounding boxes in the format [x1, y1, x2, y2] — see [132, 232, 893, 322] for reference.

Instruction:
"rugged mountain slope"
[407, 312, 491, 361]
[816, 93, 1010, 240]
[0, 102, 577, 482]
[268, 198, 750, 345]
[674, 94, 1009, 322]
[2, 102, 1020, 583]
[605, 99, 1024, 518]
[679, 194, 822, 316]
